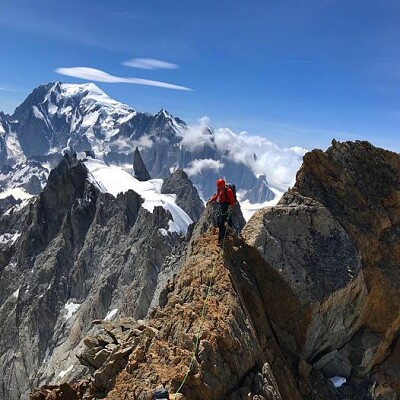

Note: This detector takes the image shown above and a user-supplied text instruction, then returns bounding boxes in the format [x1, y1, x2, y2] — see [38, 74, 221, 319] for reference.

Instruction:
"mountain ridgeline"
[0, 139, 399, 400]
[0, 82, 276, 201]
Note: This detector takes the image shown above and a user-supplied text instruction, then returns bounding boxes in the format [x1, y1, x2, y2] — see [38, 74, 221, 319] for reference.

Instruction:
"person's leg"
[218, 204, 229, 242]
[218, 214, 226, 242]
[227, 209, 233, 229]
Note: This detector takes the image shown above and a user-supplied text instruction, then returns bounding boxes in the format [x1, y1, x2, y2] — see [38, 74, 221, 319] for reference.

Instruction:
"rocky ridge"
[30, 141, 400, 400]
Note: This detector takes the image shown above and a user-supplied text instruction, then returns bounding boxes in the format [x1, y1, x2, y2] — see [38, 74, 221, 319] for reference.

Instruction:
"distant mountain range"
[0, 82, 278, 202]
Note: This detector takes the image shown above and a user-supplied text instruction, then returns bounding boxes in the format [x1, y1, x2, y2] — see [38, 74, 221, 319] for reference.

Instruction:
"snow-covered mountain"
[0, 82, 297, 203]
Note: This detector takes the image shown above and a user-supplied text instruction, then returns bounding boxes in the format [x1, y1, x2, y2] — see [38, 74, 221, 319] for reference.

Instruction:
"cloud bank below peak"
[184, 159, 224, 177]
[55, 67, 192, 91]
[180, 117, 307, 191]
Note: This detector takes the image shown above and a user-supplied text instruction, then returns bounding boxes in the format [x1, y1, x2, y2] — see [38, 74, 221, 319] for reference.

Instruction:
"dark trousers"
[217, 203, 233, 242]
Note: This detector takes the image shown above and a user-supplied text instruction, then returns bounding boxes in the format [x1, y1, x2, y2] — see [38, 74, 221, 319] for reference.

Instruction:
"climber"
[207, 178, 236, 245]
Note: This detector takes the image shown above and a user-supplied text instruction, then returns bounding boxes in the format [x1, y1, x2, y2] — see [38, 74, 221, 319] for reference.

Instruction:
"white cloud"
[179, 117, 214, 151]
[184, 159, 224, 177]
[55, 67, 192, 91]
[181, 118, 307, 191]
[122, 58, 179, 70]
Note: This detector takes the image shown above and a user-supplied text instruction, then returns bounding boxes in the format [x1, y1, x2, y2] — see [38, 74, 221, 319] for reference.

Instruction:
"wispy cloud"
[55, 67, 192, 91]
[123, 58, 179, 70]
[0, 86, 16, 91]
[184, 159, 224, 177]
[110, 135, 153, 151]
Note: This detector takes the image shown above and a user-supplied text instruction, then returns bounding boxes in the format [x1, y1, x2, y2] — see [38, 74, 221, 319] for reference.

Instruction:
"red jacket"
[209, 187, 235, 207]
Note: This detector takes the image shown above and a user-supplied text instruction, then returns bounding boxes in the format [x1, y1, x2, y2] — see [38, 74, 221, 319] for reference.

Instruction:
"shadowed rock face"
[295, 141, 400, 363]
[34, 230, 352, 400]
[243, 140, 400, 394]
[161, 169, 204, 222]
[133, 147, 151, 181]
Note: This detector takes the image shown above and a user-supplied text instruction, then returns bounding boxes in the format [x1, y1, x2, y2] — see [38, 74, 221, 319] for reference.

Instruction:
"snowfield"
[84, 158, 193, 235]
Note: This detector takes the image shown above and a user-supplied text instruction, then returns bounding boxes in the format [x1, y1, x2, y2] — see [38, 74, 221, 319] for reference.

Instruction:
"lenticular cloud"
[55, 67, 192, 91]
[179, 117, 307, 191]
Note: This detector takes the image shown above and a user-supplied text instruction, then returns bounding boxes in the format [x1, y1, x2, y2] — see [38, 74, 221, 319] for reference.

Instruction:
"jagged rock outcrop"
[133, 147, 151, 181]
[243, 140, 400, 396]
[242, 175, 275, 203]
[0, 153, 201, 400]
[161, 169, 204, 222]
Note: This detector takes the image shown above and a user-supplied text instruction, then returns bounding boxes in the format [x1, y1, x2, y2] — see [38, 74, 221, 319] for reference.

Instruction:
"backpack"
[226, 183, 237, 202]
[153, 387, 169, 399]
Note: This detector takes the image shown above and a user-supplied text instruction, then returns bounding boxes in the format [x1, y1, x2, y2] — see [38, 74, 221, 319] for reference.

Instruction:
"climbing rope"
[172, 207, 232, 399]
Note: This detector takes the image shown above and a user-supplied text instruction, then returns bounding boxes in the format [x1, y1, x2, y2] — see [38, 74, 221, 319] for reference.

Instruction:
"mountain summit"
[0, 82, 279, 202]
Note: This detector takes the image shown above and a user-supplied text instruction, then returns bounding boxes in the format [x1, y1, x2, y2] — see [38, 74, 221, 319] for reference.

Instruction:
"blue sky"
[0, 0, 399, 152]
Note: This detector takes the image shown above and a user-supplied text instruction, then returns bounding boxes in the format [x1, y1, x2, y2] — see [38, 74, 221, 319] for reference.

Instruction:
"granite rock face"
[0, 195, 21, 213]
[243, 140, 400, 395]
[35, 229, 354, 400]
